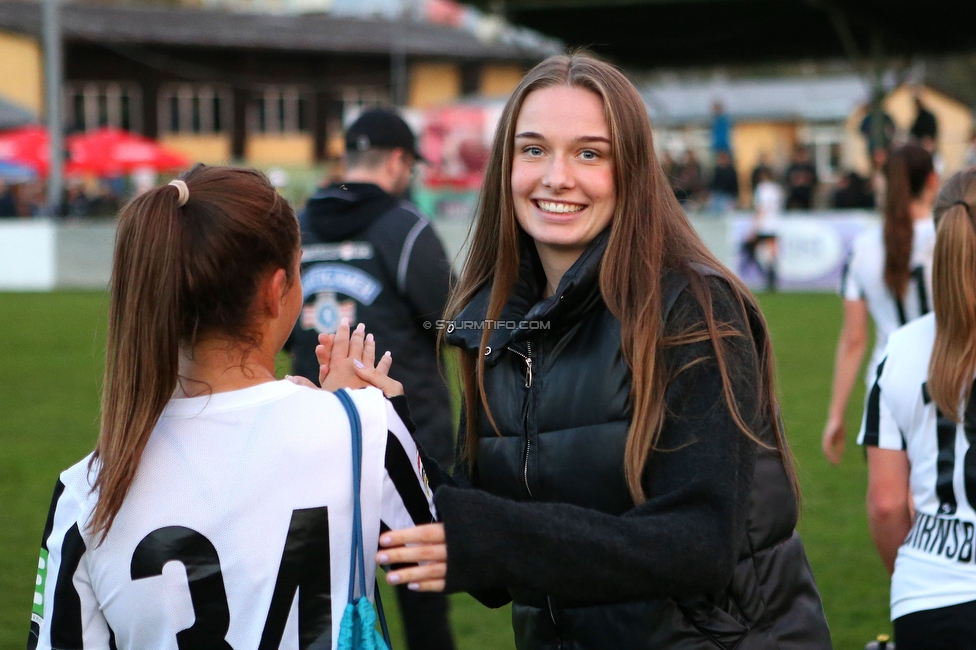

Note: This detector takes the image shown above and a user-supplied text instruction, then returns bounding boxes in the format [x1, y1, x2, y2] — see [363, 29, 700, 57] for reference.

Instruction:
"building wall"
[158, 134, 232, 165]
[731, 121, 798, 205]
[246, 133, 315, 166]
[479, 64, 523, 98]
[0, 30, 43, 114]
[408, 62, 461, 108]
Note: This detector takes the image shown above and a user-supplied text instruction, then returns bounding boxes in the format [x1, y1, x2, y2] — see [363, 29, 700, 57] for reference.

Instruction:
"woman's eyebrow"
[514, 132, 610, 145]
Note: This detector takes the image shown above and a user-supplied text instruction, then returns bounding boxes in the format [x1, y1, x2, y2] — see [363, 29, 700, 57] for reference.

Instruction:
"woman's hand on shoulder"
[376, 523, 447, 592]
[314, 317, 403, 398]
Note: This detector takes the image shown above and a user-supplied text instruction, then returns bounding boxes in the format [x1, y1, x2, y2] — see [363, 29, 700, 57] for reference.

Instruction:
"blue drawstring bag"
[335, 389, 393, 650]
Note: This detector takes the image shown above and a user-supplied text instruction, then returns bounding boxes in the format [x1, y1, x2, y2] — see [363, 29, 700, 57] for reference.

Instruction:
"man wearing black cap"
[287, 108, 456, 650]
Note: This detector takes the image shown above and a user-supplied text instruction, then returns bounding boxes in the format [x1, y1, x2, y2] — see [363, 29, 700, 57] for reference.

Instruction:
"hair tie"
[953, 200, 971, 213]
[168, 179, 189, 207]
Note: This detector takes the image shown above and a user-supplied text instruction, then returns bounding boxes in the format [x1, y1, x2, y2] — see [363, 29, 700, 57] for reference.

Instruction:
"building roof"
[0, 95, 36, 130]
[467, 0, 976, 68]
[642, 75, 871, 126]
[0, 0, 561, 61]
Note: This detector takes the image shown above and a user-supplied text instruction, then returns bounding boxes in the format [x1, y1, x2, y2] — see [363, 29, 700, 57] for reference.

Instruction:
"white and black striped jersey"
[857, 313, 976, 620]
[28, 383, 436, 650]
[841, 218, 935, 386]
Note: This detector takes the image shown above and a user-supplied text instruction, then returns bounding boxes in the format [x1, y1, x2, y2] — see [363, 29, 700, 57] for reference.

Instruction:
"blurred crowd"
[0, 177, 125, 219]
[661, 98, 976, 215]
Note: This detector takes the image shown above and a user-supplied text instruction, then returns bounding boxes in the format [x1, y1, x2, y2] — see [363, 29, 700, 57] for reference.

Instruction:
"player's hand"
[377, 524, 447, 592]
[353, 333, 402, 398]
[822, 416, 846, 465]
[320, 318, 370, 392]
[283, 375, 318, 389]
[318, 318, 402, 397]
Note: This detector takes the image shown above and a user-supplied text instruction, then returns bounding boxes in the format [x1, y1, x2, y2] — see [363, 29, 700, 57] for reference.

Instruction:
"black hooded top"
[287, 182, 456, 469]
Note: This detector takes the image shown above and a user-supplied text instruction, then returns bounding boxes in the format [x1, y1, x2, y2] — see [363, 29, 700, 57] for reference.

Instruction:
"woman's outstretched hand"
[285, 317, 402, 397]
[321, 318, 402, 397]
[376, 523, 447, 592]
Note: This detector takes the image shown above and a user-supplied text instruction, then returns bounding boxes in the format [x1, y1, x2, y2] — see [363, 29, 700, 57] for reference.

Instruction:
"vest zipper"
[508, 342, 534, 499]
[508, 342, 533, 388]
[510, 342, 557, 633]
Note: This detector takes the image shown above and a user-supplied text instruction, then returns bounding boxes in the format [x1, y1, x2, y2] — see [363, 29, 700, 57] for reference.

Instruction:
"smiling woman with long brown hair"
[373, 54, 831, 649]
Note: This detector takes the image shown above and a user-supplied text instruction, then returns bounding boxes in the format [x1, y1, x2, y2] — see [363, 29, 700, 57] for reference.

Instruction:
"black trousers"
[894, 598, 976, 650]
[395, 585, 456, 650]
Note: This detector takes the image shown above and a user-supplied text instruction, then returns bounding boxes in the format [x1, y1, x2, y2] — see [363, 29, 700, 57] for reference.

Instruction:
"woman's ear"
[262, 268, 289, 318]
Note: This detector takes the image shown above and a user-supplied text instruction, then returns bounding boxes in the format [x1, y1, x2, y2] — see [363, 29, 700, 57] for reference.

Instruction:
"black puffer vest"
[446, 232, 831, 649]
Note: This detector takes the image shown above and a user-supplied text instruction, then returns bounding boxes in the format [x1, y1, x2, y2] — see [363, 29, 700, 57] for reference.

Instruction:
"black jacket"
[438, 231, 831, 649]
[288, 182, 455, 468]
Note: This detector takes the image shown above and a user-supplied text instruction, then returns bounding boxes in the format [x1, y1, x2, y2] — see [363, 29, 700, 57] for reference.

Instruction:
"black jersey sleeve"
[30, 477, 112, 650]
[379, 399, 438, 532]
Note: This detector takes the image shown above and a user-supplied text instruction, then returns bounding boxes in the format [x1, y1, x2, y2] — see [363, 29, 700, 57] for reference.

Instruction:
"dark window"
[72, 94, 85, 131]
[212, 95, 222, 133]
[191, 96, 202, 133]
[169, 95, 180, 133]
[97, 94, 109, 127]
[257, 98, 266, 132]
[121, 94, 131, 131]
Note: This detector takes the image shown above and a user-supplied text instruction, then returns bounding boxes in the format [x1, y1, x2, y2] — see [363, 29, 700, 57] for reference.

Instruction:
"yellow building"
[0, 30, 42, 116]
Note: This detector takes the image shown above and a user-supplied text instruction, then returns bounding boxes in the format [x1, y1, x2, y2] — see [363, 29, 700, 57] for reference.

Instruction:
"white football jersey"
[841, 218, 935, 386]
[29, 383, 436, 650]
[857, 313, 976, 619]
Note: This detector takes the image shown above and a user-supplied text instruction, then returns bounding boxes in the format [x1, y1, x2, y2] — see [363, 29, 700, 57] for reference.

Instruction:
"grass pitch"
[0, 291, 886, 648]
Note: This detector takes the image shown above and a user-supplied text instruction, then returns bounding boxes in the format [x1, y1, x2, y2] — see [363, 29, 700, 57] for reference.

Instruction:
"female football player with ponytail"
[859, 167, 976, 649]
[823, 142, 938, 464]
[29, 165, 435, 649]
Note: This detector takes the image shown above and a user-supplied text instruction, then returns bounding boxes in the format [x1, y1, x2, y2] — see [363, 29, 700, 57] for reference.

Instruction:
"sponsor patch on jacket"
[301, 264, 382, 305]
[302, 242, 374, 263]
[301, 292, 357, 334]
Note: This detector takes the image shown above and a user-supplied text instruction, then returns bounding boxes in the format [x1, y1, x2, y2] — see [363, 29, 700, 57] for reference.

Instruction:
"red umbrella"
[0, 125, 50, 175]
[66, 127, 190, 177]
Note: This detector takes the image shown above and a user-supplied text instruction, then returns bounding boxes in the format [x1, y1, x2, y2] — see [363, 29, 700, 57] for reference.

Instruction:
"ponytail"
[88, 166, 299, 540]
[929, 169, 976, 421]
[883, 142, 933, 299]
[89, 183, 186, 539]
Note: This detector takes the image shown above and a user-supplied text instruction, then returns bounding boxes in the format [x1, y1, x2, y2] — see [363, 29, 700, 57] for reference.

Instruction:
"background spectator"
[860, 99, 897, 158]
[0, 179, 17, 217]
[711, 100, 732, 156]
[708, 149, 739, 212]
[909, 95, 938, 143]
[672, 149, 705, 207]
[751, 152, 774, 193]
[833, 171, 876, 209]
[785, 145, 818, 210]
